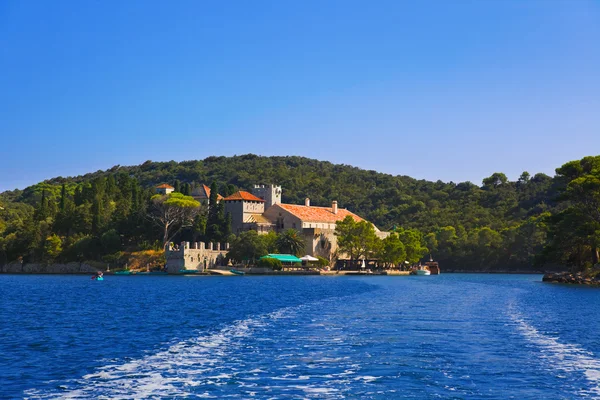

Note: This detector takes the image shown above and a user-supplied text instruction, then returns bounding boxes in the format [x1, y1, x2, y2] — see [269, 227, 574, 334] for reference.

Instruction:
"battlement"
[166, 241, 229, 274]
[252, 184, 282, 209]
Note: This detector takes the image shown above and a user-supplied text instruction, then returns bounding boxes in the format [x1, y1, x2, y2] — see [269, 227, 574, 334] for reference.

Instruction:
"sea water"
[2, 274, 600, 399]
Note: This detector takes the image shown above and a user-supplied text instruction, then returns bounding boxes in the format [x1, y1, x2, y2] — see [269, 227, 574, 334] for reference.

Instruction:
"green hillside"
[1, 154, 599, 272]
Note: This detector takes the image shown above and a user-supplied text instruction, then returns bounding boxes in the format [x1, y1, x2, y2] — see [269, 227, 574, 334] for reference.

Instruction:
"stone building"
[226, 184, 388, 260]
[191, 184, 223, 206]
[165, 241, 229, 274]
[223, 190, 269, 233]
[155, 183, 174, 195]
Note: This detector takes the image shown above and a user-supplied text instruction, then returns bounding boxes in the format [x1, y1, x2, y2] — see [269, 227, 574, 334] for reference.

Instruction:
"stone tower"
[253, 184, 282, 209]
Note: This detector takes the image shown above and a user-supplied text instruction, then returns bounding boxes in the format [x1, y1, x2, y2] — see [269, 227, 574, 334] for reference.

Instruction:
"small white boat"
[414, 265, 431, 276]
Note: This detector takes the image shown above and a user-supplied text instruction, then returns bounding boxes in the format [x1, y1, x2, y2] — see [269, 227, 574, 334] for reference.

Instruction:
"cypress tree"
[182, 183, 191, 196]
[35, 190, 48, 221]
[91, 197, 103, 235]
[74, 185, 84, 206]
[206, 181, 222, 242]
[59, 184, 66, 211]
[208, 181, 219, 207]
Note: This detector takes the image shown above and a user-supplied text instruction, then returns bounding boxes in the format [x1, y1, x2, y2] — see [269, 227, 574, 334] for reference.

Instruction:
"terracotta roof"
[156, 183, 174, 189]
[193, 184, 223, 200]
[223, 191, 265, 202]
[277, 203, 368, 225]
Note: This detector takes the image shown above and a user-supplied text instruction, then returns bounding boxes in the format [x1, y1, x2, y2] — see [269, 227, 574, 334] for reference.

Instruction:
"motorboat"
[413, 265, 431, 276]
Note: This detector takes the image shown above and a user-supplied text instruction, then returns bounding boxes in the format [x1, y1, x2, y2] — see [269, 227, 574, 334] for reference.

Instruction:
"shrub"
[258, 257, 282, 270]
[316, 256, 330, 268]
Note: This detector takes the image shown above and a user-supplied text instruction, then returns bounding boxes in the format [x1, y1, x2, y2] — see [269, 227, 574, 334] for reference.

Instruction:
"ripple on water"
[8, 274, 600, 399]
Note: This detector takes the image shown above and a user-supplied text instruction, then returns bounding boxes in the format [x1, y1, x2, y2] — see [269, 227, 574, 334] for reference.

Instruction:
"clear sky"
[1, 0, 599, 192]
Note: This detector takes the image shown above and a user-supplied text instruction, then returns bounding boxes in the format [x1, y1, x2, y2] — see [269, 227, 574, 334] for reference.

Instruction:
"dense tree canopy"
[0, 154, 597, 272]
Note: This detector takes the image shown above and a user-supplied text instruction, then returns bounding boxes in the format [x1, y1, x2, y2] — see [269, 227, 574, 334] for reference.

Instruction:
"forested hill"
[2, 154, 599, 272]
[2, 154, 556, 233]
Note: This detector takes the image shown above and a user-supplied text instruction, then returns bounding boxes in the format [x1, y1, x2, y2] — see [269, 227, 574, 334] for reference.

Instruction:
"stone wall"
[165, 241, 229, 274]
[302, 228, 336, 259]
[224, 201, 244, 233]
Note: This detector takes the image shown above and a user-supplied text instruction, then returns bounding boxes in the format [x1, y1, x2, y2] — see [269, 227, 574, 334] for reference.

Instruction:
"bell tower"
[253, 184, 282, 209]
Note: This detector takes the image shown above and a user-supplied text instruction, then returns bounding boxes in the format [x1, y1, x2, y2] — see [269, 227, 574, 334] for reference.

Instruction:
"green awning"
[260, 254, 303, 263]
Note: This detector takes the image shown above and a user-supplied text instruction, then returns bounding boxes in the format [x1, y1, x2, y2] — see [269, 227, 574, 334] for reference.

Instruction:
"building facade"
[226, 184, 388, 260]
[191, 184, 223, 206]
[155, 184, 174, 195]
[165, 241, 229, 273]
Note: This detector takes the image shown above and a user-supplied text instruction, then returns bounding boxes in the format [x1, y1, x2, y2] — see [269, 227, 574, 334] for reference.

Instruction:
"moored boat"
[412, 265, 431, 275]
[425, 255, 441, 275]
[179, 269, 199, 274]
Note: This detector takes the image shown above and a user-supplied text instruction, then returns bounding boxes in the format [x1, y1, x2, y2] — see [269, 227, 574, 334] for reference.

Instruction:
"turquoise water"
[2, 274, 600, 399]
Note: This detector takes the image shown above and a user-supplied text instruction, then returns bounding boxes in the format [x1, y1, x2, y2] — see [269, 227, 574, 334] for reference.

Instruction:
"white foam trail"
[508, 306, 600, 398]
[24, 308, 293, 399]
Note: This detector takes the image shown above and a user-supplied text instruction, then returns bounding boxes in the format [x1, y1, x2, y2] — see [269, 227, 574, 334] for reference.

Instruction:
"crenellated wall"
[165, 241, 229, 274]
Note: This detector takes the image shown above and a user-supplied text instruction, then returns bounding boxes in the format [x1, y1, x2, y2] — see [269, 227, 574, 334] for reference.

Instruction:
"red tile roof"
[195, 184, 223, 200]
[156, 183, 174, 189]
[277, 203, 365, 224]
[222, 190, 265, 202]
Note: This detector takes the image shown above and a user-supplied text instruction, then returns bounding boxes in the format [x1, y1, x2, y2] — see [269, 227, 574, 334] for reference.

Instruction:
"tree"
[35, 190, 49, 221]
[101, 229, 122, 254]
[262, 230, 279, 253]
[545, 156, 600, 267]
[276, 229, 305, 255]
[206, 181, 227, 242]
[227, 230, 268, 263]
[186, 213, 207, 243]
[395, 227, 428, 264]
[335, 216, 381, 266]
[43, 234, 62, 261]
[59, 184, 67, 211]
[518, 171, 531, 185]
[147, 192, 200, 250]
[203, 182, 231, 243]
[379, 233, 406, 267]
[483, 172, 508, 188]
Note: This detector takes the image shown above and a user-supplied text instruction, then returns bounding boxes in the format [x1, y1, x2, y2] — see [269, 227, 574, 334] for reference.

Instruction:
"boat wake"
[508, 305, 600, 398]
[23, 308, 293, 399]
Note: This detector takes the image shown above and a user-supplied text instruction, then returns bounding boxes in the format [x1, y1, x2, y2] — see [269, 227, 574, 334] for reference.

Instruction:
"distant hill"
[1, 154, 556, 233]
[4, 153, 586, 272]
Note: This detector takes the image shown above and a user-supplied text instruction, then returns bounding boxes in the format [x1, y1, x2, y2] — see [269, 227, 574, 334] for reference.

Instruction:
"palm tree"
[276, 229, 305, 256]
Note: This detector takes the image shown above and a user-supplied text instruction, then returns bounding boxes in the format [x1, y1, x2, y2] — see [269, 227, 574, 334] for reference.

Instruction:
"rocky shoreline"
[542, 271, 600, 286]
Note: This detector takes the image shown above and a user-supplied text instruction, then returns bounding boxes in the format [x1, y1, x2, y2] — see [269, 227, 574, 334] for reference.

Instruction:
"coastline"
[0, 262, 563, 276]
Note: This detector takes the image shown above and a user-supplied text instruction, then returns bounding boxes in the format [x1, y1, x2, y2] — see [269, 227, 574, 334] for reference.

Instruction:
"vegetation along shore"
[1, 154, 599, 278]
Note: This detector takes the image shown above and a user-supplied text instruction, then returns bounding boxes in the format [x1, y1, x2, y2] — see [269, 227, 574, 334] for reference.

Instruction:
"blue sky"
[1, 0, 599, 192]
